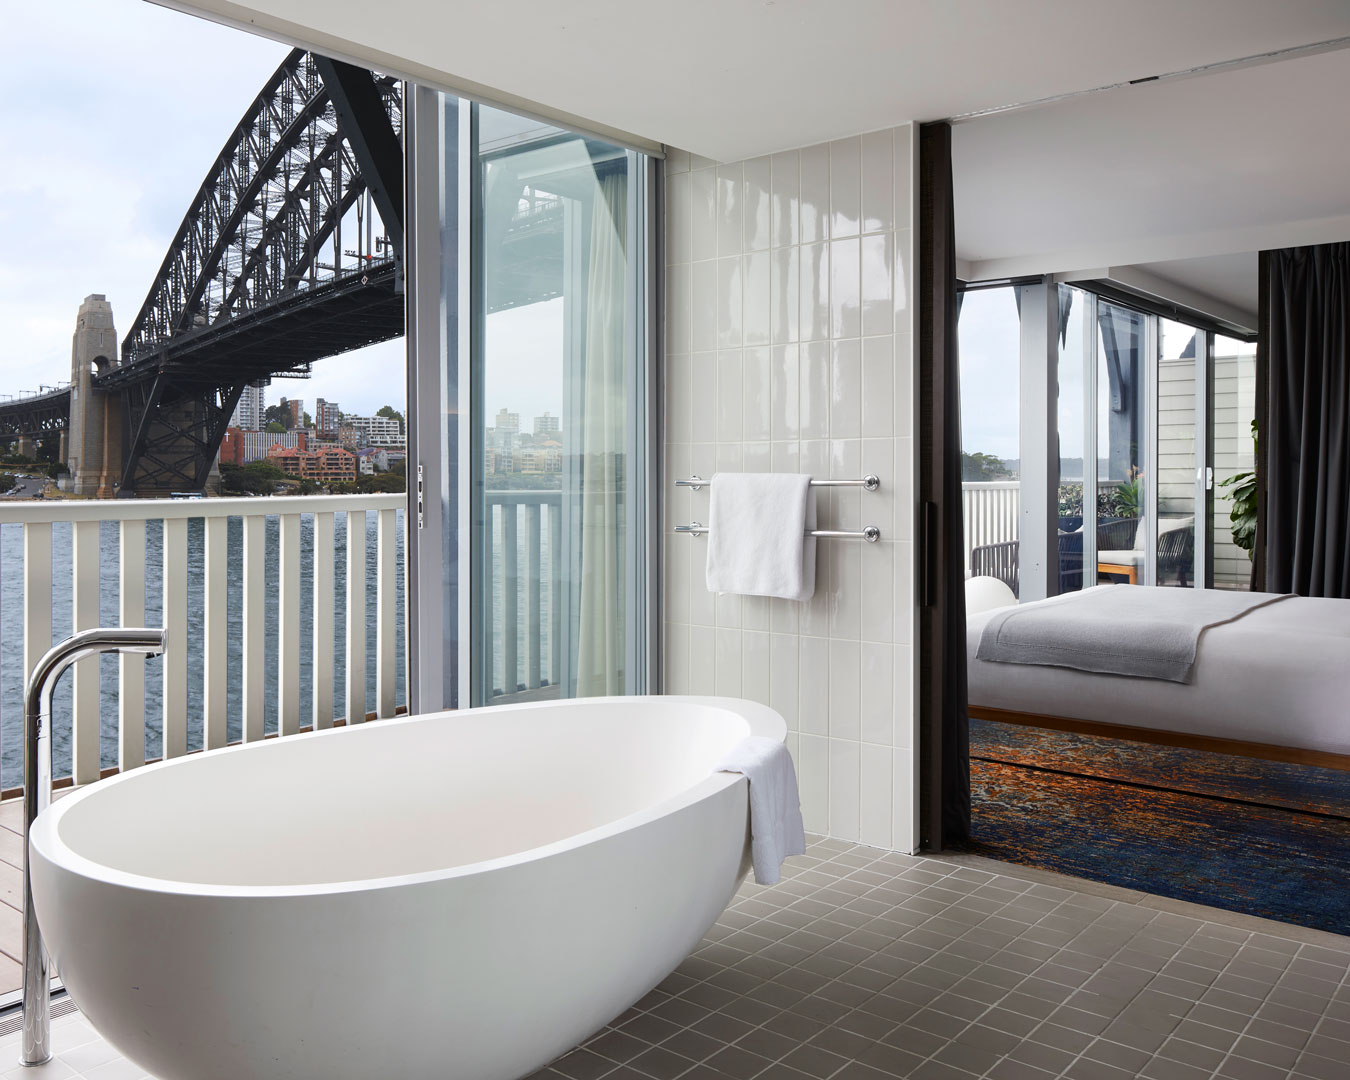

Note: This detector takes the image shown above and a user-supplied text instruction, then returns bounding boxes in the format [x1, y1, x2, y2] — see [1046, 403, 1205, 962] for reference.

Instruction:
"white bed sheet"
[967, 593, 1350, 756]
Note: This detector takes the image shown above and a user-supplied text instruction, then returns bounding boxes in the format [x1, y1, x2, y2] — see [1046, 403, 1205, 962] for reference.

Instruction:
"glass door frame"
[405, 88, 661, 713]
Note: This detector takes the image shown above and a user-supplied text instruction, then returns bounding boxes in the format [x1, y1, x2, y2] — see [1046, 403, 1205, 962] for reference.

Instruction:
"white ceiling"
[167, 0, 1350, 160]
[1128, 254, 1259, 323]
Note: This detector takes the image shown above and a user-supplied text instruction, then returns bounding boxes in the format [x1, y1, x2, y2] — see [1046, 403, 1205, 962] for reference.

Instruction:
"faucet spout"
[21, 627, 167, 1068]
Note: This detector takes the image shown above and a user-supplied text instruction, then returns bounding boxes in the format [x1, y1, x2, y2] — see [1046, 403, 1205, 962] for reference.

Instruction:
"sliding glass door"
[404, 90, 655, 712]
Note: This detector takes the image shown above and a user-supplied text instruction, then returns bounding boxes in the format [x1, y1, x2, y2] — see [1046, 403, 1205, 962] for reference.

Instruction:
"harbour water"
[0, 509, 406, 790]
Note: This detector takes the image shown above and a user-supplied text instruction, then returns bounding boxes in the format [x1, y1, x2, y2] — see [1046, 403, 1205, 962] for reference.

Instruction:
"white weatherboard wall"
[663, 126, 920, 852]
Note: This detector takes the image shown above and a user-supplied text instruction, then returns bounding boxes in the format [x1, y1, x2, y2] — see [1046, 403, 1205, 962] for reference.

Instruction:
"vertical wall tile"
[669, 263, 692, 357]
[862, 437, 894, 537]
[893, 643, 914, 748]
[691, 352, 717, 444]
[666, 351, 693, 446]
[894, 227, 913, 338]
[743, 156, 772, 253]
[769, 633, 799, 730]
[716, 163, 743, 257]
[830, 338, 862, 440]
[830, 137, 861, 239]
[799, 242, 830, 342]
[771, 150, 800, 249]
[828, 639, 860, 740]
[743, 251, 771, 346]
[861, 232, 893, 338]
[798, 636, 829, 735]
[743, 630, 770, 704]
[799, 734, 830, 835]
[894, 330, 913, 438]
[892, 747, 916, 853]
[716, 442, 744, 473]
[828, 740, 860, 841]
[743, 594, 771, 633]
[893, 436, 913, 541]
[894, 125, 914, 231]
[859, 642, 893, 743]
[860, 540, 893, 644]
[689, 626, 715, 694]
[828, 541, 862, 641]
[715, 588, 741, 629]
[862, 335, 894, 438]
[743, 441, 771, 472]
[689, 538, 714, 627]
[665, 622, 690, 694]
[771, 247, 799, 344]
[799, 342, 830, 439]
[715, 627, 742, 695]
[771, 345, 799, 441]
[799, 143, 830, 245]
[692, 166, 717, 262]
[716, 256, 743, 348]
[666, 147, 691, 174]
[860, 129, 894, 234]
[893, 541, 914, 644]
[860, 744, 892, 849]
[667, 170, 693, 266]
[830, 237, 860, 339]
[716, 350, 743, 442]
[692, 259, 717, 352]
[743, 347, 771, 442]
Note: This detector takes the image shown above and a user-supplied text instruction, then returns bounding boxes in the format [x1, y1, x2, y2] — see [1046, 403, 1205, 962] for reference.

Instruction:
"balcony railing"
[483, 491, 562, 702]
[0, 493, 406, 795]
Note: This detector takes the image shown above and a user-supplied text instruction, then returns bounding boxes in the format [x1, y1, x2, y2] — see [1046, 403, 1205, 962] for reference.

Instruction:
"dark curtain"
[1261, 242, 1350, 598]
[917, 122, 969, 849]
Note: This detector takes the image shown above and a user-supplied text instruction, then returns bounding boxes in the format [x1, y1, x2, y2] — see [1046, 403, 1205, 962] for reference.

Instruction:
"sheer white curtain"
[575, 170, 627, 696]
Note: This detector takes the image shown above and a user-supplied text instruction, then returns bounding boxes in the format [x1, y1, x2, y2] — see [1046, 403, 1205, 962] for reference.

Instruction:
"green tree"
[375, 405, 405, 430]
[265, 421, 287, 433]
[961, 451, 1012, 482]
[221, 461, 287, 496]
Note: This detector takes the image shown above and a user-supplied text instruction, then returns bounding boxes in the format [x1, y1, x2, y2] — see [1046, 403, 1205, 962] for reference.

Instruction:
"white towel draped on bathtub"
[716, 737, 807, 885]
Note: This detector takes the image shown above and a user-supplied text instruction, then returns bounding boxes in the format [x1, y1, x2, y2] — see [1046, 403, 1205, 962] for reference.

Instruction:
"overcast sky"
[0, 0, 407, 417]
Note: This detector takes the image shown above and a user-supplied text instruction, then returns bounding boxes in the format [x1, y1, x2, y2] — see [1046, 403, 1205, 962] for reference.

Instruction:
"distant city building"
[266, 443, 356, 484]
[345, 414, 404, 447]
[517, 441, 562, 474]
[533, 411, 560, 437]
[221, 427, 308, 465]
[315, 398, 341, 435]
[279, 397, 303, 430]
[231, 383, 266, 431]
[337, 424, 361, 451]
[495, 409, 520, 436]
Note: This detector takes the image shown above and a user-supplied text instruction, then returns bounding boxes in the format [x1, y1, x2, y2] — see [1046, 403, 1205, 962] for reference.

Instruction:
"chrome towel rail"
[675, 522, 881, 543]
[676, 474, 880, 492]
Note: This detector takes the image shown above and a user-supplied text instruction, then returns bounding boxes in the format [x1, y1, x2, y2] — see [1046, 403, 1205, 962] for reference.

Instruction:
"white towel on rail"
[716, 736, 807, 885]
[705, 473, 816, 601]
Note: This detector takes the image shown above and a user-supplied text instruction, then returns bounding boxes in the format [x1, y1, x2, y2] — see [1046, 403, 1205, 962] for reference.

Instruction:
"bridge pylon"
[66, 294, 123, 496]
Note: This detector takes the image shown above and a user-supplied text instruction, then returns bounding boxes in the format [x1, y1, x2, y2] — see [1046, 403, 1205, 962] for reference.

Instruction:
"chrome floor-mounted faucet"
[21, 628, 166, 1068]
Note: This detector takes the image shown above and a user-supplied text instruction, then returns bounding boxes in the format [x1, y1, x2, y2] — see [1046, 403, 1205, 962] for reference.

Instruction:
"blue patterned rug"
[963, 716, 1350, 935]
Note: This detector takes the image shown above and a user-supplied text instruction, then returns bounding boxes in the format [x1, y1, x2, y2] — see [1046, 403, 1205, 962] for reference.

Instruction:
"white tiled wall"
[663, 126, 919, 853]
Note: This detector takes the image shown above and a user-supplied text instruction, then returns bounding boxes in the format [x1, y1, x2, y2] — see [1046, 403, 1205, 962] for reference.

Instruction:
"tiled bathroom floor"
[3, 837, 1348, 1079]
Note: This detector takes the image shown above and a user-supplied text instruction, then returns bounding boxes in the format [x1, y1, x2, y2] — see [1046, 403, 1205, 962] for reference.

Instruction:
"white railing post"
[345, 510, 366, 724]
[161, 518, 189, 760]
[502, 506, 518, 697]
[118, 521, 146, 770]
[312, 511, 335, 730]
[241, 514, 266, 743]
[526, 504, 541, 691]
[277, 514, 302, 737]
[375, 507, 397, 718]
[203, 517, 228, 750]
[70, 520, 101, 785]
[23, 523, 53, 740]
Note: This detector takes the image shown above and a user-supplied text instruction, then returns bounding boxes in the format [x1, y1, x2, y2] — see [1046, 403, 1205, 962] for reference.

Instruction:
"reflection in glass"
[1156, 319, 1198, 587]
[1212, 336, 1257, 590]
[473, 105, 637, 703]
[1095, 302, 1148, 585]
[957, 287, 1021, 595]
[1057, 287, 1085, 592]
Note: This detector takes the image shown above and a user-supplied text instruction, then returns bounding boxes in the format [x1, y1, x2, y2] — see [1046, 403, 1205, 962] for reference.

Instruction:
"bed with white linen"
[966, 587, 1350, 767]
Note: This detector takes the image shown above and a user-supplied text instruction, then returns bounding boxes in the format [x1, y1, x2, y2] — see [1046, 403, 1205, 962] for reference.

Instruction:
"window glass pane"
[1156, 319, 1198, 587]
[958, 286, 1020, 593]
[1212, 335, 1257, 590]
[472, 103, 637, 703]
[1095, 302, 1148, 585]
[1057, 286, 1085, 592]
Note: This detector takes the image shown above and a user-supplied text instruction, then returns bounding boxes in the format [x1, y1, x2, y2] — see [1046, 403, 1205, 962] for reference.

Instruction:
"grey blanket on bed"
[975, 585, 1294, 683]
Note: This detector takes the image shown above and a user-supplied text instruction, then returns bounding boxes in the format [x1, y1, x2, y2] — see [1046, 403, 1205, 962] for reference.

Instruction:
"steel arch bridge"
[0, 49, 407, 494]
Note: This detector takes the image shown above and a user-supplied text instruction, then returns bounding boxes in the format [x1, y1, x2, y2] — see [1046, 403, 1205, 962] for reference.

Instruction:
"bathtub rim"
[30, 694, 784, 900]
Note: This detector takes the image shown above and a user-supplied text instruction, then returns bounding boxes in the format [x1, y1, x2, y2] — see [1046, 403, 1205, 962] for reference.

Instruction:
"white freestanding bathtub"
[29, 695, 785, 1080]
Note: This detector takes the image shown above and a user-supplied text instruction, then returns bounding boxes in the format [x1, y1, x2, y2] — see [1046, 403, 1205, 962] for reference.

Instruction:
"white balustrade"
[1, 493, 405, 796]
[484, 492, 562, 702]
[961, 482, 1020, 573]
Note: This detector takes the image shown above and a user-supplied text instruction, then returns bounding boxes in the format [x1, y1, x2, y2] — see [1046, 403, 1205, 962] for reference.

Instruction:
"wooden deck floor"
[0, 799, 29, 995]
